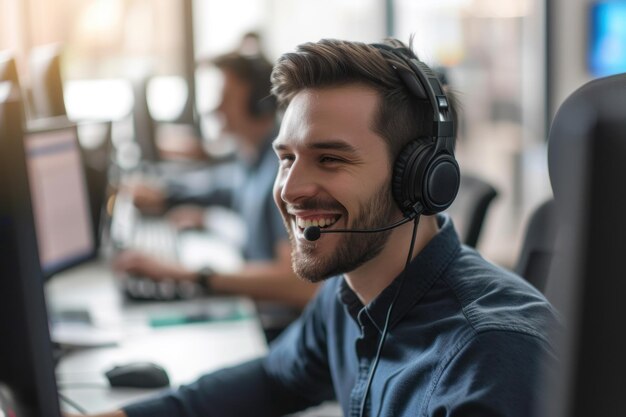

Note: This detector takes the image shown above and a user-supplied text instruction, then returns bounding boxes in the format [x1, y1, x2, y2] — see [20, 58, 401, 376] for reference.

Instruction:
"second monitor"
[24, 120, 96, 278]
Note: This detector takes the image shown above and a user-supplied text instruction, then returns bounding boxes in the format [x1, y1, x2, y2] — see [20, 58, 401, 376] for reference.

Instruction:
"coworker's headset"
[373, 43, 460, 217]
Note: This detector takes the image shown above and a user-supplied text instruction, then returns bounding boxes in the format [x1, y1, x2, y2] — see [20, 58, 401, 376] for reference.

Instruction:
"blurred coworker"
[116, 52, 319, 316]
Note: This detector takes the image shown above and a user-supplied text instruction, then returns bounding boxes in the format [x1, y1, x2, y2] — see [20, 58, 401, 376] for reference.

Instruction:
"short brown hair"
[208, 52, 277, 117]
[271, 38, 456, 161]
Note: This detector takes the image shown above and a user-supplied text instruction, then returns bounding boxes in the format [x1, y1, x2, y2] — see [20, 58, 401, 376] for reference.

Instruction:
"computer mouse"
[105, 361, 170, 389]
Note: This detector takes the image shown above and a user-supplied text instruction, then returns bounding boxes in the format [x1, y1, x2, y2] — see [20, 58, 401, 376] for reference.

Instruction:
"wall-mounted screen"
[589, 2, 626, 77]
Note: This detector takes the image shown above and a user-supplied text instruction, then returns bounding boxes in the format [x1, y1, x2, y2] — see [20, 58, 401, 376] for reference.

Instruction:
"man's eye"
[320, 156, 343, 164]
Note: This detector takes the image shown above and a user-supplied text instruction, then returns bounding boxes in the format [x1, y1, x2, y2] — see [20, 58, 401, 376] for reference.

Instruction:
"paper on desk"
[50, 322, 123, 348]
[177, 232, 243, 273]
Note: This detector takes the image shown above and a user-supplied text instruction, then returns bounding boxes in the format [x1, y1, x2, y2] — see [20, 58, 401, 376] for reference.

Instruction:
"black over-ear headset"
[372, 43, 460, 218]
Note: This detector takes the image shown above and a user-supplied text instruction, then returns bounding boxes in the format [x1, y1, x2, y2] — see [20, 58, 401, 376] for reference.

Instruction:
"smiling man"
[272, 84, 438, 304]
[78, 38, 559, 417]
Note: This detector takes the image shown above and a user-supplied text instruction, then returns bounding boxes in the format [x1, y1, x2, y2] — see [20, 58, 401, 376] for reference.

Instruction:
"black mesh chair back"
[447, 173, 498, 248]
[514, 198, 557, 293]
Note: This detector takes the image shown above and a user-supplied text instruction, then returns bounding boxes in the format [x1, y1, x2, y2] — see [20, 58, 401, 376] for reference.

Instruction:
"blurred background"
[0, 0, 620, 268]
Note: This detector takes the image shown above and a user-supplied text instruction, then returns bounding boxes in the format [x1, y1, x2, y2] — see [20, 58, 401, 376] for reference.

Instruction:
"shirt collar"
[338, 214, 461, 331]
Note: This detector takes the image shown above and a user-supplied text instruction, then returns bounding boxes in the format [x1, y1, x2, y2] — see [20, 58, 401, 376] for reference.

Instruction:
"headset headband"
[371, 43, 455, 155]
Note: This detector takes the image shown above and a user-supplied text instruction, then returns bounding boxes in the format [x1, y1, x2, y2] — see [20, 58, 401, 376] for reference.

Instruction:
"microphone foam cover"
[303, 226, 321, 241]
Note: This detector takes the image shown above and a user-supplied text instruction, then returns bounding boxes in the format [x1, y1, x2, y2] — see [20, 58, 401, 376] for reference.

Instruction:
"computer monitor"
[131, 75, 160, 162]
[0, 51, 19, 84]
[543, 73, 626, 417]
[29, 44, 67, 119]
[0, 85, 62, 417]
[24, 119, 96, 278]
[76, 121, 115, 246]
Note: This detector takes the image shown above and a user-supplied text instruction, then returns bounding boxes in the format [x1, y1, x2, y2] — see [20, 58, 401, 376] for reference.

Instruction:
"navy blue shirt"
[124, 215, 560, 417]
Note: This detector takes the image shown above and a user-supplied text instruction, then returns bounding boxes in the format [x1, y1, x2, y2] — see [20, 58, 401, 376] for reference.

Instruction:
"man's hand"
[128, 183, 167, 215]
[167, 205, 206, 230]
[113, 250, 195, 282]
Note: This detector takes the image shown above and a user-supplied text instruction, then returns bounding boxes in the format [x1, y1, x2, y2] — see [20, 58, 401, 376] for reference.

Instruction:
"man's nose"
[280, 160, 320, 204]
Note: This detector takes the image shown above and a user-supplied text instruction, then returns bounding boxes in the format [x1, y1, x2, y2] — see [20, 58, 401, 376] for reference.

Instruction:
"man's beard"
[284, 184, 397, 283]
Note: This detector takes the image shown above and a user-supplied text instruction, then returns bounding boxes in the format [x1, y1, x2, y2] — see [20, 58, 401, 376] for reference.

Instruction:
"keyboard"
[122, 275, 203, 301]
[109, 191, 243, 302]
[130, 217, 178, 260]
[122, 219, 210, 301]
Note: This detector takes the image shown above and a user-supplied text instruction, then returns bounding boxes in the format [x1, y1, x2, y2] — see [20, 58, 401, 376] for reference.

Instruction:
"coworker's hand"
[128, 183, 167, 215]
[167, 205, 206, 230]
[113, 251, 195, 282]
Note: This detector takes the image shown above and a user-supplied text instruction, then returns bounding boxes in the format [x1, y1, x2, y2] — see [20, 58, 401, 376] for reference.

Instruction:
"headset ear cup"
[393, 139, 460, 216]
[393, 140, 432, 214]
[422, 153, 460, 214]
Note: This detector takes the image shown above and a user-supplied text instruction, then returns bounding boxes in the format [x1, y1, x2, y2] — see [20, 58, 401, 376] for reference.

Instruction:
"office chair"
[538, 72, 626, 417]
[514, 198, 557, 293]
[446, 173, 498, 248]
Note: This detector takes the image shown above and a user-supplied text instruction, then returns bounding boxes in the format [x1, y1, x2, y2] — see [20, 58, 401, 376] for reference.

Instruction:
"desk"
[46, 259, 268, 414]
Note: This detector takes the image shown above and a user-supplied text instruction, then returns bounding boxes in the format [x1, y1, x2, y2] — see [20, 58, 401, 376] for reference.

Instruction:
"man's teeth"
[296, 217, 338, 229]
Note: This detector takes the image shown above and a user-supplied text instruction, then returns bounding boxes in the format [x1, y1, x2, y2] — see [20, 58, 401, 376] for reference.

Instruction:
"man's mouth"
[294, 214, 341, 233]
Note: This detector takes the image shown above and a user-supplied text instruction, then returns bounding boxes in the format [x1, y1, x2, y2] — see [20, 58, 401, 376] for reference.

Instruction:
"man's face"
[273, 84, 399, 283]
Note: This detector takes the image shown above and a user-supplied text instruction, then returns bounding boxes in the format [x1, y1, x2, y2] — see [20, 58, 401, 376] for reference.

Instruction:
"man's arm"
[206, 240, 319, 308]
[114, 241, 319, 308]
[69, 359, 314, 417]
[424, 331, 558, 417]
[75, 284, 336, 417]
[122, 359, 309, 417]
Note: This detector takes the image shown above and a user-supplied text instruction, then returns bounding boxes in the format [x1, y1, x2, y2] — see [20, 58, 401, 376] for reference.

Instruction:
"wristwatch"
[195, 267, 214, 294]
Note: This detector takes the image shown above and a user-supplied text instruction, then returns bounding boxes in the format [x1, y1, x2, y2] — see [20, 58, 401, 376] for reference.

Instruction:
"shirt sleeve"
[123, 282, 337, 417]
[124, 359, 278, 417]
[424, 330, 558, 417]
[164, 162, 244, 209]
[165, 181, 234, 208]
[263, 284, 337, 408]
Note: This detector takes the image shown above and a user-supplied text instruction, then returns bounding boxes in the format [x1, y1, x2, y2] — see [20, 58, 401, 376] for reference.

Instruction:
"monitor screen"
[588, 2, 626, 77]
[24, 124, 95, 276]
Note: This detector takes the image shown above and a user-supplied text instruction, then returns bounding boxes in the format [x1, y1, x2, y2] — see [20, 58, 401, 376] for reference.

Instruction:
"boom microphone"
[303, 215, 416, 242]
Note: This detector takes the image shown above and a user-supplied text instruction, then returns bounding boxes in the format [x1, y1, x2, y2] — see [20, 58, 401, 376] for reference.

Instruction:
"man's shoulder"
[439, 245, 560, 341]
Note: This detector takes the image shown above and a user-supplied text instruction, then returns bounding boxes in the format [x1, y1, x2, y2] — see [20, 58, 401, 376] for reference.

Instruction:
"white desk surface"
[47, 258, 268, 414]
